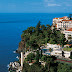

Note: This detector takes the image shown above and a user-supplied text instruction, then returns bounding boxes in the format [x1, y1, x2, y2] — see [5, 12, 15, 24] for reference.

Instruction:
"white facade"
[46, 43, 70, 58]
[64, 51, 70, 58]
[53, 18, 63, 25]
[56, 20, 72, 30]
[52, 16, 72, 30]
[51, 50, 70, 58]
[53, 16, 69, 24]
[51, 50, 62, 57]
[47, 43, 61, 50]
[64, 28, 72, 41]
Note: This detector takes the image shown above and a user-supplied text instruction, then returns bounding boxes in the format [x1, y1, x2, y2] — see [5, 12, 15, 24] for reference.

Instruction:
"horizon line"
[1, 12, 72, 14]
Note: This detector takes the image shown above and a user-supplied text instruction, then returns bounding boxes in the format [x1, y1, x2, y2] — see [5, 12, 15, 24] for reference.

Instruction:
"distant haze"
[0, 0, 72, 13]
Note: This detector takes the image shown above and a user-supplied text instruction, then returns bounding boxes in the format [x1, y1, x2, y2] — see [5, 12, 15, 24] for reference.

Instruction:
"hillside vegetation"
[18, 21, 66, 52]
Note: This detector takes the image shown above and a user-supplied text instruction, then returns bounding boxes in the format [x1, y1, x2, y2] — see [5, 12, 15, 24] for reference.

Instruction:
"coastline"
[5, 13, 70, 71]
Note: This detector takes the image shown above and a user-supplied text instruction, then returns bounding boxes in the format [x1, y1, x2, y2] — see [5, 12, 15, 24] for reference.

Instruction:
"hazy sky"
[0, 0, 72, 13]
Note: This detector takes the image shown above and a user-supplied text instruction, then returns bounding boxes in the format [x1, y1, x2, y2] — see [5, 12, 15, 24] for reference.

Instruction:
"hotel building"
[52, 16, 72, 30]
[64, 28, 72, 41]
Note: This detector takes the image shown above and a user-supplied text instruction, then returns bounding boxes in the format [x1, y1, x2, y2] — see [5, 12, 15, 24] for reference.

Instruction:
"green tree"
[23, 62, 30, 72]
[46, 58, 54, 72]
[57, 63, 71, 72]
[41, 55, 47, 61]
[27, 53, 35, 62]
[40, 50, 42, 59]
[35, 50, 39, 63]
[19, 21, 66, 53]
[50, 67, 55, 72]
[28, 64, 40, 72]
[35, 21, 41, 35]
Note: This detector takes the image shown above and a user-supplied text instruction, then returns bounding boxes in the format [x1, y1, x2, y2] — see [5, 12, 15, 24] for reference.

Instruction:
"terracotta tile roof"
[66, 28, 72, 31]
[54, 18, 63, 19]
[53, 16, 68, 19]
[62, 20, 72, 21]
[60, 18, 63, 19]
[53, 18, 58, 19]
[61, 17, 65, 18]
[62, 16, 67, 18]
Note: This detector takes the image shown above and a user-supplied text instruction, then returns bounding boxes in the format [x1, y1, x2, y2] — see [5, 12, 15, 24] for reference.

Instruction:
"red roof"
[54, 18, 63, 19]
[54, 16, 68, 19]
[66, 28, 72, 31]
[62, 20, 72, 21]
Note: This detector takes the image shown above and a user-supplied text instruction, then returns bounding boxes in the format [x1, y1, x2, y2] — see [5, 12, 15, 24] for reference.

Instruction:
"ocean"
[0, 13, 69, 72]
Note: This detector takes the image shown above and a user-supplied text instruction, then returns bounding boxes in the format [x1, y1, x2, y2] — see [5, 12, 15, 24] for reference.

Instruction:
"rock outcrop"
[17, 40, 25, 53]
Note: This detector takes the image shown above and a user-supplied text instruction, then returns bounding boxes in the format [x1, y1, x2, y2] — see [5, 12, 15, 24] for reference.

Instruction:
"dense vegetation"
[26, 52, 35, 62]
[18, 21, 71, 72]
[18, 21, 66, 52]
[23, 53, 72, 72]
[25, 50, 42, 63]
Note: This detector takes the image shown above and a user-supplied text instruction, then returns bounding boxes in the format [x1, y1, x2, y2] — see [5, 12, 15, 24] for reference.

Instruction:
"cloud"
[44, 0, 61, 7]
[48, 3, 61, 6]
[44, 0, 72, 7]
[44, 0, 54, 2]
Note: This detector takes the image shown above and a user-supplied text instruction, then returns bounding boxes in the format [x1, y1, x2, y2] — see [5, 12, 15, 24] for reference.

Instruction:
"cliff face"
[17, 40, 25, 53]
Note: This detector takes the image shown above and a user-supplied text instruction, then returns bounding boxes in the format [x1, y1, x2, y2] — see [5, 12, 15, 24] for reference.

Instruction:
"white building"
[52, 16, 72, 41]
[64, 51, 70, 58]
[56, 20, 72, 30]
[52, 16, 72, 30]
[64, 28, 72, 41]
[51, 50, 62, 57]
[51, 50, 70, 58]
[53, 17, 63, 25]
[46, 43, 70, 58]
[47, 43, 61, 50]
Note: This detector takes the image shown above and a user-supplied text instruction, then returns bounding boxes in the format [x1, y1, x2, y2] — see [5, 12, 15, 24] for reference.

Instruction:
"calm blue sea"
[0, 13, 69, 72]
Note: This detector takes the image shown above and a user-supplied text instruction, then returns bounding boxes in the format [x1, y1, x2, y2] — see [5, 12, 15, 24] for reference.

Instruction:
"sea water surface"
[0, 13, 69, 72]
